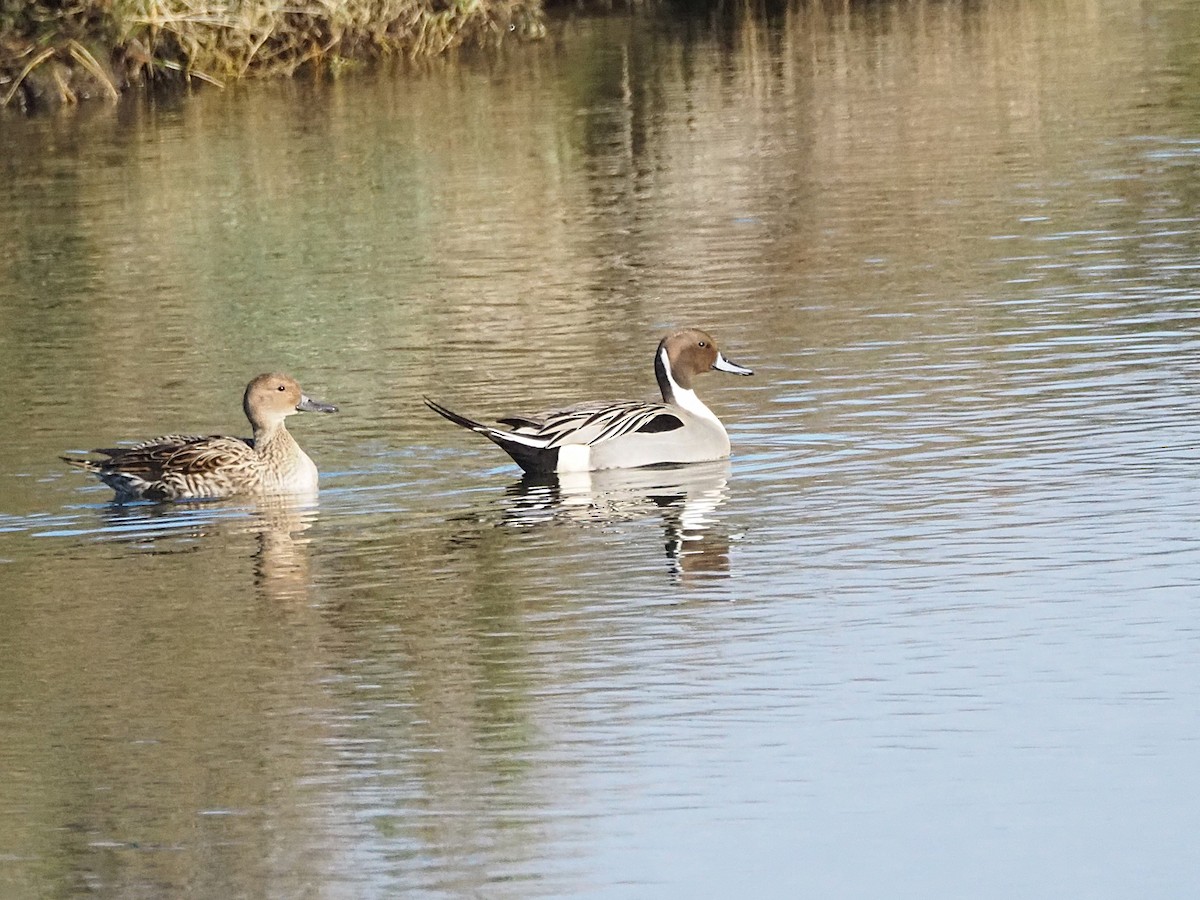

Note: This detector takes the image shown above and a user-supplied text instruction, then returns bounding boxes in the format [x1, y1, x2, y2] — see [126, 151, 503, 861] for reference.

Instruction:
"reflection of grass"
[0, 0, 545, 109]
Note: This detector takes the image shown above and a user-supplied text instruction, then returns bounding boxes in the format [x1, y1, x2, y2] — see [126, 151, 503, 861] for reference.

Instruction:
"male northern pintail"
[63, 373, 338, 501]
[425, 327, 752, 474]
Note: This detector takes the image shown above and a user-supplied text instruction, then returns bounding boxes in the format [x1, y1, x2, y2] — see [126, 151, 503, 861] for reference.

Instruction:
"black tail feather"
[423, 397, 558, 475]
[423, 397, 490, 433]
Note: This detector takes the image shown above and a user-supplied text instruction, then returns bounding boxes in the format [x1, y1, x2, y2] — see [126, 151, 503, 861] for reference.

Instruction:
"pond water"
[3, 0, 1200, 896]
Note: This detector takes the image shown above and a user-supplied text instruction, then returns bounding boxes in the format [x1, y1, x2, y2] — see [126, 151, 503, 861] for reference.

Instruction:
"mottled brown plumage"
[63, 373, 337, 502]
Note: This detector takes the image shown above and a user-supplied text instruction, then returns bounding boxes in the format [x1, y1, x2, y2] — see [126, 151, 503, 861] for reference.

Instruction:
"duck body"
[63, 373, 337, 502]
[425, 328, 751, 475]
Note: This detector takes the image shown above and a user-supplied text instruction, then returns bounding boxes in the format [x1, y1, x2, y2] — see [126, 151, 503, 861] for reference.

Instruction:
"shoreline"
[0, 0, 550, 112]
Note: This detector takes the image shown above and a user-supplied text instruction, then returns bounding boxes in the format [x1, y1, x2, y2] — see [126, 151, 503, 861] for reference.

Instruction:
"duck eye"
[277, 385, 287, 391]
[697, 341, 707, 348]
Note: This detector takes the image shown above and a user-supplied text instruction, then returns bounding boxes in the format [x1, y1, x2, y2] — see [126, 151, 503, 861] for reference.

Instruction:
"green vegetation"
[0, 0, 547, 110]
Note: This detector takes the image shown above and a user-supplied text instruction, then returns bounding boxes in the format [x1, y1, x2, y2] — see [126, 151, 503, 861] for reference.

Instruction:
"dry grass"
[0, 0, 545, 109]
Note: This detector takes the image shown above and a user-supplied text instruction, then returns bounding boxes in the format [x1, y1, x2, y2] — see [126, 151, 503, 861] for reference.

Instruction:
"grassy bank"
[0, 0, 547, 110]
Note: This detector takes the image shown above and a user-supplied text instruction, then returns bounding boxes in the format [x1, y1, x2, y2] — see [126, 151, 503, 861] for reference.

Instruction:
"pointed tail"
[423, 397, 493, 434]
[422, 397, 559, 474]
[61, 455, 103, 473]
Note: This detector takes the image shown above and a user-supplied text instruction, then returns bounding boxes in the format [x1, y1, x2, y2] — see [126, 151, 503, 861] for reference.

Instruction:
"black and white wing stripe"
[527, 401, 684, 448]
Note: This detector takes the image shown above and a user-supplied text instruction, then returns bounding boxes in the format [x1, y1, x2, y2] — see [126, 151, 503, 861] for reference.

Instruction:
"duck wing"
[101, 435, 254, 475]
[90, 434, 253, 456]
[517, 400, 685, 447]
[65, 435, 258, 501]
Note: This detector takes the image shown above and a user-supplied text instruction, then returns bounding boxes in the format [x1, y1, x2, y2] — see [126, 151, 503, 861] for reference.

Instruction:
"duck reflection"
[245, 496, 320, 602]
[499, 459, 734, 583]
[95, 493, 321, 601]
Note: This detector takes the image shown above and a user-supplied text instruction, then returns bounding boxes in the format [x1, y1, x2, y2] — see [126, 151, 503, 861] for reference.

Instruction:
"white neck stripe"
[660, 348, 720, 425]
[673, 385, 718, 423]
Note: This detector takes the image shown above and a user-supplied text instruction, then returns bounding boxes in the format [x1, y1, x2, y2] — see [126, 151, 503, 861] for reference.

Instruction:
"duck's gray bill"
[713, 353, 753, 376]
[297, 395, 339, 413]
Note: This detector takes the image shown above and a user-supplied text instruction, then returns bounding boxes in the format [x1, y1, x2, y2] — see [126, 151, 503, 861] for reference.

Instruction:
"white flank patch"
[556, 443, 591, 472]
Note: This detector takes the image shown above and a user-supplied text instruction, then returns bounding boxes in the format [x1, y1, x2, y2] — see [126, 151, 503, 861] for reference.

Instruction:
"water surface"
[2, 0, 1200, 896]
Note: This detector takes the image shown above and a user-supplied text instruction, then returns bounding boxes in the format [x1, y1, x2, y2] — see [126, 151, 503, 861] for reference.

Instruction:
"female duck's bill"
[62, 372, 338, 502]
[425, 327, 752, 475]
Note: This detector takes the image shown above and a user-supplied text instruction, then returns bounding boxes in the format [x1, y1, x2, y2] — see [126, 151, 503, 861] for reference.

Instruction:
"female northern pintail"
[63, 373, 338, 501]
[425, 327, 752, 474]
